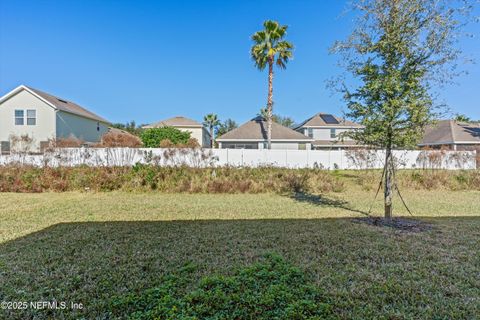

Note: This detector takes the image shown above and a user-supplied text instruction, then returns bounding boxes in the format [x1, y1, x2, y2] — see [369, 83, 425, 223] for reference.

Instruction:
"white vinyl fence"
[0, 148, 476, 170]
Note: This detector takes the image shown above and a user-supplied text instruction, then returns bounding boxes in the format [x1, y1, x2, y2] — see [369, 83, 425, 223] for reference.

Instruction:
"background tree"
[111, 121, 145, 136]
[140, 127, 191, 148]
[454, 113, 472, 122]
[258, 107, 296, 128]
[216, 119, 238, 137]
[332, 0, 477, 219]
[251, 20, 294, 149]
[203, 113, 220, 148]
[276, 115, 295, 128]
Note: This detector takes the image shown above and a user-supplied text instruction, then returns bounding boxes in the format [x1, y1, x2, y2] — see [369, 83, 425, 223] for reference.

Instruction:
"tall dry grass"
[0, 165, 345, 194]
[0, 165, 478, 193]
[96, 131, 143, 148]
[353, 169, 480, 191]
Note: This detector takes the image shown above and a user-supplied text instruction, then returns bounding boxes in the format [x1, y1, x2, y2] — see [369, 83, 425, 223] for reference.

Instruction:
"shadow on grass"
[1, 217, 479, 320]
[289, 191, 371, 216]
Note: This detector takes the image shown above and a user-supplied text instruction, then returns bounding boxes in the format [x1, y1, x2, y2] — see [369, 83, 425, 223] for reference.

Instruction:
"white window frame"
[14, 110, 24, 125]
[330, 128, 336, 138]
[307, 128, 313, 138]
[27, 109, 36, 126]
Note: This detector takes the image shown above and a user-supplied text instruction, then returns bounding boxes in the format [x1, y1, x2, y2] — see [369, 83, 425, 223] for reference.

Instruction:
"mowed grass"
[2, 189, 480, 243]
[0, 189, 479, 319]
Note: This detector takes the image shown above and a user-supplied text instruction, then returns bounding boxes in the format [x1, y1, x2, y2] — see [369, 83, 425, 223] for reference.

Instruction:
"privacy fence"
[0, 148, 476, 170]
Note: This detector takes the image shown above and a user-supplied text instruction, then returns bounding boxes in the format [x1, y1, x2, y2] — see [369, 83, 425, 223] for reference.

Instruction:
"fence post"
[328, 150, 331, 170]
[340, 149, 344, 169]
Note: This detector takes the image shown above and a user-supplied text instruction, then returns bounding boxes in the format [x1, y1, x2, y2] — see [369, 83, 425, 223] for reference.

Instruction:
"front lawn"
[0, 190, 479, 319]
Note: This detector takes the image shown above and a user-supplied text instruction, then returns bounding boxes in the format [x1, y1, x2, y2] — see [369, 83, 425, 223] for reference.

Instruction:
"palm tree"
[258, 107, 295, 128]
[203, 113, 220, 148]
[251, 20, 293, 149]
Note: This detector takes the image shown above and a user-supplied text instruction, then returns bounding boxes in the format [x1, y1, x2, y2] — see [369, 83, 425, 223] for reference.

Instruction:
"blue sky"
[1, 0, 479, 125]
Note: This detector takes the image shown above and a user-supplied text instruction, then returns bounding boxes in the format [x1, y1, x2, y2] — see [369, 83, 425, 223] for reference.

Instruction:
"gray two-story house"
[294, 113, 363, 150]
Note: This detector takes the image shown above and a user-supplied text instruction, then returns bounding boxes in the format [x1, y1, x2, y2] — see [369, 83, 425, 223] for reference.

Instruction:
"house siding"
[295, 126, 361, 150]
[56, 111, 108, 142]
[219, 141, 310, 150]
[0, 89, 56, 152]
[271, 142, 301, 150]
[300, 127, 356, 141]
[173, 126, 211, 148]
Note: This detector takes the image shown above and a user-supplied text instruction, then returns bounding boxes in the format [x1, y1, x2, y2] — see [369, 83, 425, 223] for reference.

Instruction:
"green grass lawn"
[0, 189, 479, 319]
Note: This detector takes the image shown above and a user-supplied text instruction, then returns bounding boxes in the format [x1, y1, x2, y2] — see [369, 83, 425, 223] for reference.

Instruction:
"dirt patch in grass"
[353, 216, 434, 232]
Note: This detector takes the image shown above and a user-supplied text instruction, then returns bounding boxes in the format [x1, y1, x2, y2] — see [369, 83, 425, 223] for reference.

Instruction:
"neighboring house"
[419, 120, 480, 151]
[216, 116, 313, 149]
[0, 85, 109, 153]
[294, 113, 364, 150]
[143, 116, 211, 147]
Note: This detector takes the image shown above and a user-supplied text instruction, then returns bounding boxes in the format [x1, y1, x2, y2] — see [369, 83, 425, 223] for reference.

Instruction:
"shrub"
[9, 134, 36, 154]
[140, 127, 191, 147]
[159, 138, 200, 149]
[97, 130, 143, 148]
[51, 137, 85, 148]
[111, 254, 335, 319]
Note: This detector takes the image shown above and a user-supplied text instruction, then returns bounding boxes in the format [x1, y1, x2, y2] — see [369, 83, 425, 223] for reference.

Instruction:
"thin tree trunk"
[267, 58, 274, 150]
[210, 127, 214, 148]
[384, 146, 394, 219]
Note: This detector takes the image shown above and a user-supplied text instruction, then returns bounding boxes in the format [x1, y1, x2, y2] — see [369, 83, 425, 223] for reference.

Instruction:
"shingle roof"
[143, 116, 202, 128]
[25, 86, 109, 123]
[107, 127, 139, 137]
[294, 113, 362, 129]
[421, 120, 480, 145]
[105, 127, 143, 143]
[217, 116, 313, 141]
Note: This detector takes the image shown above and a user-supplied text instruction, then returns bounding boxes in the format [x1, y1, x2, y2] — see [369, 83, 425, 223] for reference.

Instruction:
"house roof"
[143, 116, 203, 128]
[107, 127, 139, 137]
[217, 116, 313, 141]
[0, 85, 109, 123]
[420, 120, 480, 145]
[294, 113, 362, 129]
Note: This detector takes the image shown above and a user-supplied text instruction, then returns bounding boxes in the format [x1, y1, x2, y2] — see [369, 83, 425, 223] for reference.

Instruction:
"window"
[27, 110, 36, 125]
[330, 128, 336, 138]
[14, 110, 24, 125]
[1, 141, 10, 154]
[97, 122, 100, 132]
[307, 128, 313, 138]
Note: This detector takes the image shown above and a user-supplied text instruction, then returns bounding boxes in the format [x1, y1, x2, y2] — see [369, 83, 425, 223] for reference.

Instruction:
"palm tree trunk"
[210, 127, 214, 148]
[267, 58, 274, 150]
[384, 146, 394, 219]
